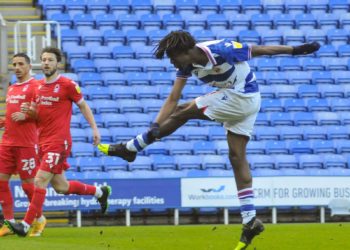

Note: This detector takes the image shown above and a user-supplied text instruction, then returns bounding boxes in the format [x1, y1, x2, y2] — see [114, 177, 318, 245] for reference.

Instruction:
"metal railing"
[14, 20, 61, 66]
[0, 13, 8, 76]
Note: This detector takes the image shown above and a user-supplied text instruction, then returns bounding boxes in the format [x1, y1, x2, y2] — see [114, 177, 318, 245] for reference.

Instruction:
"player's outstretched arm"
[251, 42, 320, 57]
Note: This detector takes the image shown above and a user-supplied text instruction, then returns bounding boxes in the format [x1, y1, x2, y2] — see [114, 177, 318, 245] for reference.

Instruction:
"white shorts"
[195, 89, 261, 138]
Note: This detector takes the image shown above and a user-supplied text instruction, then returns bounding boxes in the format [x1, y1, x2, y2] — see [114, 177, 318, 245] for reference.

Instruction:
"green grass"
[1, 223, 350, 250]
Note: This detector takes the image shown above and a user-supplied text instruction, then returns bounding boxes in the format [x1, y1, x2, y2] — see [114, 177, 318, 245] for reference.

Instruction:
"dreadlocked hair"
[154, 30, 196, 59]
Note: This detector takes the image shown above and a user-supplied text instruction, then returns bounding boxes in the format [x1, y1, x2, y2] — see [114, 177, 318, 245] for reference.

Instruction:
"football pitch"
[1, 223, 350, 250]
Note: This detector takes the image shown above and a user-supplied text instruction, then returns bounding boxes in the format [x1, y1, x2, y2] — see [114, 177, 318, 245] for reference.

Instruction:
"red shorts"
[39, 144, 72, 174]
[0, 145, 39, 179]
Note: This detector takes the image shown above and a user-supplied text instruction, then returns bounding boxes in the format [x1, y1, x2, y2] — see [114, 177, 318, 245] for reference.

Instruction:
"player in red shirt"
[5, 47, 111, 237]
[0, 53, 46, 237]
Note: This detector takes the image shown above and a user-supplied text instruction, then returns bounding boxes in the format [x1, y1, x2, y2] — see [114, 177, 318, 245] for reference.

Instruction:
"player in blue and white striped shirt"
[99, 31, 320, 250]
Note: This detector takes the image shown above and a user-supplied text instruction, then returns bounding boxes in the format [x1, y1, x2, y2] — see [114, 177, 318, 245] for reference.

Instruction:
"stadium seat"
[219, 0, 241, 16]
[278, 126, 303, 140]
[65, 46, 89, 62]
[265, 140, 288, 154]
[142, 59, 167, 72]
[102, 113, 128, 127]
[247, 141, 266, 154]
[256, 58, 279, 71]
[131, 0, 153, 16]
[255, 126, 279, 140]
[167, 141, 192, 155]
[135, 46, 155, 59]
[153, 0, 174, 17]
[112, 46, 134, 59]
[297, 84, 320, 98]
[312, 71, 334, 85]
[192, 141, 217, 155]
[101, 73, 127, 86]
[285, 0, 306, 15]
[41, 0, 65, 18]
[126, 29, 148, 48]
[89, 46, 112, 59]
[163, 13, 184, 32]
[110, 127, 136, 141]
[193, 29, 216, 43]
[329, 0, 349, 15]
[103, 30, 125, 47]
[274, 155, 299, 169]
[283, 29, 304, 46]
[148, 29, 170, 45]
[215, 140, 229, 155]
[126, 72, 150, 85]
[208, 126, 226, 141]
[302, 58, 324, 71]
[251, 13, 273, 33]
[66, 0, 86, 18]
[183, 127, 209, 141]
[324, 57, 348, 71]
[175, 0, 196, 16]
[333, 71, 350, 85]
[71, 142, 95, 157]
[307, 98, 330, 112]
[229, 14, 251, 32]
[117, 99, 143, 113]
[116, 59, 144, 72]
[295, 13, 317, 31]
[318, 13, 339, 31]
[302, 126, 327, 140]
[129, 156, 152, 171]
[305, 29, 327, 46]
[288, 71, 312, 85]
[207, 14, 229, 33]
[315, 112, 341, 126]
[269, 112, 293, 126]
[260, 99, 283, 112]
[109, 0, 130, 17]
[79, 72, 104, 86]
[336, 139, 350, 154]
[73, 14, 95, 32]
[255, 112, 270, 126]
[298, 154, 323, 169]
[340, 12, 350, 30]
[85, 86, 111, 100]
[102, 156, 128, 171]
[151, 155, 176, 170]
[81, 29, 103, 48]
[118, 14, 140, 32]
[238, 30, 260, 45]
[241, 0, 263, 15]
[66, 157, 78, 172]
[311, 140, 336, 154]
[261, 30, 283, 45]
[323, 154, 347, 168]
[61, 29, 80, 47]
[327, 29, 349, 47]
[264, 71, 288, 85]
[176, 155, 202, 170]
[330, 98, 350, 112]
[307, 0, 328, 15]
[95, 14, 118, 33]
[51, 13, 72, 30]
[326, 125, 349, 140]
[273, 13, 294, 31]
[140, 13, 162, 33]
[202, 155, 227, 169]
[197, 0, 219, 15]
[293, 112, 317, 126]
[125, 113, 151, 127]
[78, 157, 103, 172]
[72, 59, 96, 74]
[248, 155, 275, 169]
[275, 85, 298, 99]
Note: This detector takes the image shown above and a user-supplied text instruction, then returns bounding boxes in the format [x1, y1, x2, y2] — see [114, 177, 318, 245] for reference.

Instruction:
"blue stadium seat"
[118, 14, 140, 32]
[66, 0, 86, 18]
[95, 14, 117, 33]
[327, 29, 349, 47]
[81, 29, 103, 48]
[283, 29, 304, 45]
[302, 58, 324, 71]
[202, 155, 227, 170]
[135, 46, 155, 59]
[142, 59, 167, 72]
[125, 113, 151, 127]
[255, 126, 279, 140]
[315, 112, 341, 126]
[110, 127, 136, 141]
[73, 14, 95, 32]
[131, 0, 153, 17]
[280, 57, 301, 71]
[117, 99, 143, 113]
[151, 155, 176, 170]
[71, 115, 81, 128]
[66, 157, 78, 172]
[264, 0, 284, 15]
[283, 99, 307, 112]
[116, 59, 144, 72]
[265, 140, 288, 154]
[318, 84, 344, 98]
[285, 0, 306, 15]
[292, 112, 317, 126]
[323, 154, 347, 168]
[149, 70, 173, 84]
[229, 14, 251, 32]
[153, 0, 174, 18]
[175, 0, 196, 16]
[112, 45, 134, 59]
[329, 0, 349, 15]
[136, 86, 159, 99]
[65, 45, 89, 62]
[207, 14, 229, 33]
[255, 112, 270, 126]
[192, 141, 216, 155]
[102, 113, 128, 127]
[261, 99, 283, 113]
[311, 140, 336, 154]
[261, 30, 282, 45]
[192, 29, 216, 43]
[297, 84, 320, 98]
[333, 71, 350, 85]
[312, 71, 334, 85]
[92, 99, 119, 113]
[264, 71, 288, 85]
[163, 13, 184, 32]
[251, 13, 273, 33]
[140, 99, 162, 113]
[324, 57, 348, 71]
[126, 29, 148, 48]
[273, 13, 294, 31]
[295, 13, 317, 31]
[274, 155, 299, 169]
[61, 29, 80, 47]
[270, 112, 293, 126]
[256, 58, 279, 71]
[275, 85, 298, 98]
[126, 72, 150, 85]
[238, 30, 260, 45]
[208, 126, 226, 140]
[278, 126, 303, 140]
[219, 0, 240, 16]
[198, 0, 219, 15]
[86, 0, 108, 17]
[71, 142, 95, 157]
[129, 156, 152, 171]
[185, 14, 206, 33]
[289, 71, 312, 85]
[167, 141, 192, 155]
[72, 59, 95, 73]
[79, 72, 104, 86]
[305, 29, 327, 45]
[307, 98, 330, 112]
[90, 46, 112, 59]
[247, 141, 266, 154]
[102, 156, 128, 171]
[183, 126, 209, 141]
[85, 127, 111, 142]
[109, 0, 130, 17]
[41, 0, 65, 18]
[140, 14, 162, 33]
[215, 140, 229, 155]
[336, 139, 350, 153]
[318, 13, 339, 31]
[182, 85, 206, 99]
[176, 155, 202, 170]
[143, 142, 168, 156]
[85, 86, 111, 100]
[288, 140, 313, 154]
[329, 98, 350, 112]
[326, 125, 349, 140]
[339, 112, 350, 125]
[307, 0, 328, 15]
[242, 0, 262, 15]
[148, 29, 170, 45]
[103, 30, 125, 47]
[101, 72, 127, 86]
[51, 13, 72, 30]
[340, 12, 350, 30]
[248, 155, 275, 169]
[78, 157, 103, 172]
[302, 126, 327, 140]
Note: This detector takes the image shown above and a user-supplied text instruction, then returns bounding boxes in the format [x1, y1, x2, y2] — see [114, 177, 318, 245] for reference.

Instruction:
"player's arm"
[77, 100, 101, 145]
[251, 42, 320, 57]
[154, 77, 187, 125]
[13, 102, 38, 122]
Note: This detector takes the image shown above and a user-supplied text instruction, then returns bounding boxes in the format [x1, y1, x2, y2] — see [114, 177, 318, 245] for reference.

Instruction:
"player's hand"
[20, 102, 30, 113]
[0, 117, 5, 128]
[11, 112, 26, 122]
[92, 128, 101, 146]
[292, 42, 321, 55]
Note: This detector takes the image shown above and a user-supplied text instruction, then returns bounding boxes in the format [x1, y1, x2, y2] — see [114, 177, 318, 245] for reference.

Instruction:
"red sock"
[22, 182, 42, 218]
[67, 181, 96, 195]
[24, 187, 46, 225]
[0, 181, 14, 220]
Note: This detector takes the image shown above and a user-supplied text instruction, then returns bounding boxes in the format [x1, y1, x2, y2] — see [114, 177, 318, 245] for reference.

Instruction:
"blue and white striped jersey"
[176, 39, 258, 95]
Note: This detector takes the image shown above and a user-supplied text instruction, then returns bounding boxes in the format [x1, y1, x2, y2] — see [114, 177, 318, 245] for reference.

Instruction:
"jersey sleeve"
[212, 40, 252, 64]
[67, 80, 84, 104]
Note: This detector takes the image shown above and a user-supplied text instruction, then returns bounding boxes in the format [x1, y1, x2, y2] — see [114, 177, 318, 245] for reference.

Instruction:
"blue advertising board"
[10, 178, 181, 212]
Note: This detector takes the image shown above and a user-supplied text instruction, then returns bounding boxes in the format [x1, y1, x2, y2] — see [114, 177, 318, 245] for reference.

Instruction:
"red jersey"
[36, 75, 83, 146]
[1, 78, 39, 147]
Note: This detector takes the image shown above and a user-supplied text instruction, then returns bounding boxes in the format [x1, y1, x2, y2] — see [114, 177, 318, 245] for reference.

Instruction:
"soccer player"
[0, 53, 46, 237]
[5, 47, 111, 237]
[98, 31, 320, 249]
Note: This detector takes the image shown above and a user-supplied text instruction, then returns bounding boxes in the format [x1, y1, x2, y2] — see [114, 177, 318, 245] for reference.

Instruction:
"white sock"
[126, 133, 150, 152]
[126, 139, 137, 152]
[21, 221, 30, 232]
[95, 187, 103, 198]
[36, 215, 46, 223]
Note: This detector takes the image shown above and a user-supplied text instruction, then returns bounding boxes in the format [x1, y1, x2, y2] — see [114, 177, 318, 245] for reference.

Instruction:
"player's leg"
[98, 99, 210, 161]
[5, 169, 53, 237]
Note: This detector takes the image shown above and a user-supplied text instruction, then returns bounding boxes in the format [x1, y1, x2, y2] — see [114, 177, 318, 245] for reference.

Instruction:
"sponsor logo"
[200, 185, 225, 193]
